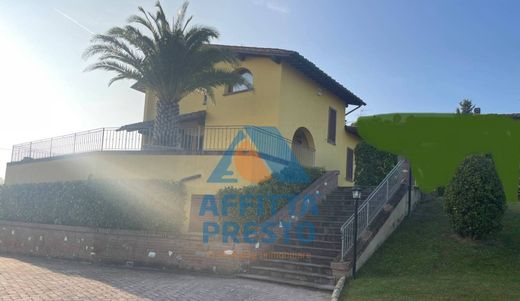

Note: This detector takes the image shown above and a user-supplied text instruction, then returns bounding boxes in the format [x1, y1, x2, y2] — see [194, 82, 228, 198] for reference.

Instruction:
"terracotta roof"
[213, 45, 365, 106]
[345, 125, 361, 138]
[132, 45, 366, 106]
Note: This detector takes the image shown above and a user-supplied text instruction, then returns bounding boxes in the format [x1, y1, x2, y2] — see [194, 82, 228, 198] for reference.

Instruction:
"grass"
[341, 197, 520, 301]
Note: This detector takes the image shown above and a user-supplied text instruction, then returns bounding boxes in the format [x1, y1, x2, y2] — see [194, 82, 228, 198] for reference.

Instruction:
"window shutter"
[328, 108, 337, 144]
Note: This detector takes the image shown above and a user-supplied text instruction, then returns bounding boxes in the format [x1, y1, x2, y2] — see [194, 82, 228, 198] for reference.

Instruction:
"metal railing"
[11, 126, 315, 167]
[340, 160, 407, 261]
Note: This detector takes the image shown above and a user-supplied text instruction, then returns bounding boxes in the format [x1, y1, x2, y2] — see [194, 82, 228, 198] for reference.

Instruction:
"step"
[283, 238, 342, 249]
[317, 203, 356, 209]
[315, 207, 355, 215]
[248, 265, 335, 285]
[299, 219, 345, 228]
[274, 244, 339, 258]
[323, 196, 357, 201]
[304, 215, 350, 222]
[295, 225, 343, 234]
[288, 231, 342, 242]
[255, 259, 332, 275]
[260, 247, 341, 265]
[237, 273, 336, 291]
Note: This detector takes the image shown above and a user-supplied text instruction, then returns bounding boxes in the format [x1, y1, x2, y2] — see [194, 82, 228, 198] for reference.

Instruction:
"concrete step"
[304, 215, 350, 222]
[274, 244, 339, 258]
[288, 231, 342, 242]
[282, 238, 342, 249]
[255, 259, 332, 276]
[237, 273, 336, 291]
[296, 225, 342, 234]
[248, 265, 335, 285]
[299, 219, 346, 228]
[315, 207, 355, 215]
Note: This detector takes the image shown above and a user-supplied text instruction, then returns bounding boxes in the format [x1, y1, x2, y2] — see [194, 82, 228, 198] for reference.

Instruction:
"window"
[228, 69, 253, 94]
[327, 107, 337, 144]
[346, 147, 354, 181]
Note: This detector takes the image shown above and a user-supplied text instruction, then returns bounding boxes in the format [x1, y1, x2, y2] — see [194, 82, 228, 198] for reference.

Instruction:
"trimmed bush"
[444, 155, 506, 239]
[0, 180, 186, 232]
[216, 166, 326, 229]
[354, 142, 397, 186]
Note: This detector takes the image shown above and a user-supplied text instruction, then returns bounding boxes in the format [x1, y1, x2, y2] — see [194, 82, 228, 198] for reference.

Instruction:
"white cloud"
[266, 2, 290, 14]
[250, 0, 290, 14]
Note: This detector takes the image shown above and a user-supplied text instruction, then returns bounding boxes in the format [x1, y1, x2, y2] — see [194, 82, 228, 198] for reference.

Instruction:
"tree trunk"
[152, 99, 180, 147]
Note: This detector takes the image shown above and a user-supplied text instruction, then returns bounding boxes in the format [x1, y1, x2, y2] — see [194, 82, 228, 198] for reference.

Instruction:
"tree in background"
[456, 99, 476, 114]
[84, 1, 245, 146]
[354, 142, 397, 187]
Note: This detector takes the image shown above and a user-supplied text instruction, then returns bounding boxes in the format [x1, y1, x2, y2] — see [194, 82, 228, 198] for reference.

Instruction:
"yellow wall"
[277, 62, 359, 186]
[141, 57, 360, 186]
[143, 57, 283, 127]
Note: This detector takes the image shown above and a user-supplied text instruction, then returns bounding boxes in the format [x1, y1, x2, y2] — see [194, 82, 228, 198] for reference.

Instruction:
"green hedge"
[354, 142, 397, 186]
[216, 166, 325, 229]
[0, 180, 186, 232]
[444, 155, 506, 239]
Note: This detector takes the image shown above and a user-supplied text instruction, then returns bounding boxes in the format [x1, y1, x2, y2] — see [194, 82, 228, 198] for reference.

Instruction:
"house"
[5, 45, 366, 233]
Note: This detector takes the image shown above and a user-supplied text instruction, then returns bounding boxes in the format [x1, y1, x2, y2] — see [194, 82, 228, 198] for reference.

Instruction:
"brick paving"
[0, 254, 330, 301]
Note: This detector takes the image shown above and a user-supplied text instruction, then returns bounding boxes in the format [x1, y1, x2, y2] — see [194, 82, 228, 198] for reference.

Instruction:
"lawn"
[341, 197, 520, 301]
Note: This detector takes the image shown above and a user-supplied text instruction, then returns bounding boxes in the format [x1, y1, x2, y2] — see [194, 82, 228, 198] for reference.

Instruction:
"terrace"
[10, 125, 316, 167]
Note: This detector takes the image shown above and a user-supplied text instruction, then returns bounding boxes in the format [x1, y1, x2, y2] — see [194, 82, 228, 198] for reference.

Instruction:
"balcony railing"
[10, 126, 315, 167]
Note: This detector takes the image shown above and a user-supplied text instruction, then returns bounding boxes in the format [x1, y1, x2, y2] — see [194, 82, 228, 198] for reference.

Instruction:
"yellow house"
[5, 45, 365, 231]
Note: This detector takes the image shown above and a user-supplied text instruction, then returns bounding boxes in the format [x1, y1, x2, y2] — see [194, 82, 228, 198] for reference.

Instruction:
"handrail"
[340, 160, 407, 261]
[10, 125, 316, 167]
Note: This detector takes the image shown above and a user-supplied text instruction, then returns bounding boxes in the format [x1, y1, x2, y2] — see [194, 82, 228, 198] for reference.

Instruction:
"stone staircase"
[238, 187, 373, 291]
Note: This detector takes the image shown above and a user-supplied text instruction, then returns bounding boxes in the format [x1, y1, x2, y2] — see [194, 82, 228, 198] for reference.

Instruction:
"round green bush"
[444, 155, 506, 239]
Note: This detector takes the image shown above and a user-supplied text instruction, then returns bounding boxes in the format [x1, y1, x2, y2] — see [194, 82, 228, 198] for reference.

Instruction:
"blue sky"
[1, 0, 520, 176]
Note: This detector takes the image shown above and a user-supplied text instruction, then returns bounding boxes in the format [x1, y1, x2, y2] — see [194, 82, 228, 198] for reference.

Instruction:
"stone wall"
[0, 220, 254, 273]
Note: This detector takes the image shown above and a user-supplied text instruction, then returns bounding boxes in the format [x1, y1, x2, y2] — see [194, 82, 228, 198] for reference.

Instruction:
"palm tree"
[84, 1, 245, 146]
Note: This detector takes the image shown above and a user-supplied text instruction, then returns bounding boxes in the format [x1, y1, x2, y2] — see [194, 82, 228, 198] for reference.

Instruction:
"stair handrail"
[340, 160, 407, 261]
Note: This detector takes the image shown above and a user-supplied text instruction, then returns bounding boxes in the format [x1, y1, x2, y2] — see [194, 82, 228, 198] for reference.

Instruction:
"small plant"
[444, 155, 506, 239]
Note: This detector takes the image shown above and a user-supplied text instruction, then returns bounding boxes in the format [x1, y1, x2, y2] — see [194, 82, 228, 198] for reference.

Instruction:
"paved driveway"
[0, 254, 330, 301]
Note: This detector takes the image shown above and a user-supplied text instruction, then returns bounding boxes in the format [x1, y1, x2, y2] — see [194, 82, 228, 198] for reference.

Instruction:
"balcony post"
[196, 126, 201, 151]
[29, 142, 32, 158]
[100, 128, 105, 151]
[73, 133, 77, 154]
[49, 138, 53, 157]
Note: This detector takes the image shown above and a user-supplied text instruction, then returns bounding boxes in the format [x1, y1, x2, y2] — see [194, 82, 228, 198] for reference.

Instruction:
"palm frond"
[175, 1, 190, 31]
[84, 0, 243, 101]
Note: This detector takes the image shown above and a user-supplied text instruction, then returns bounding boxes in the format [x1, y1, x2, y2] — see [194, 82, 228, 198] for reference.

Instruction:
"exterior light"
[352, 187, 362, 200]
